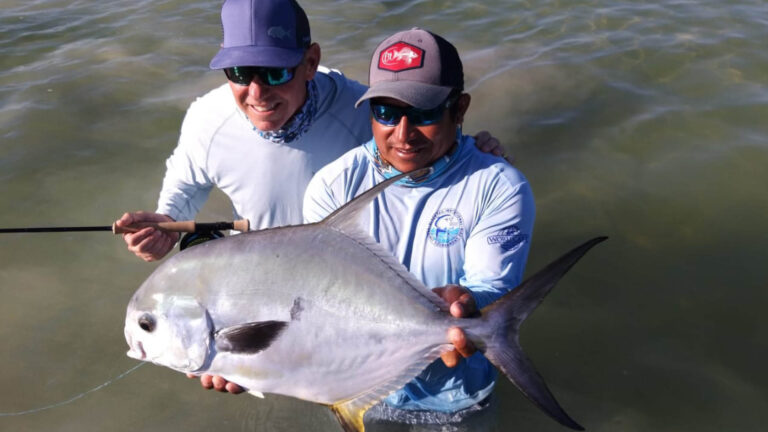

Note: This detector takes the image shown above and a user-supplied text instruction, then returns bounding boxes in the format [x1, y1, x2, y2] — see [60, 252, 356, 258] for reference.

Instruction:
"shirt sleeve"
[155, 106, 214, 222]
[459, 176, 535, 309]
[303, 171, 342, 224]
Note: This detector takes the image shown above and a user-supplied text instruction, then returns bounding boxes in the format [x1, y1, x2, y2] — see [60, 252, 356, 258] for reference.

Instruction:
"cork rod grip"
[112, 219, 249, 234]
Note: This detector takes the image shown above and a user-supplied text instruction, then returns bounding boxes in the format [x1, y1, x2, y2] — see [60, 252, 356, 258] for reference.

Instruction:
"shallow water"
[1, 0, 767, 431]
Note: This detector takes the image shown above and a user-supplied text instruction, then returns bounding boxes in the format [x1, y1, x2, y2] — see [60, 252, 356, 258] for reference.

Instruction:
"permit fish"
[124, 171, 605, 431]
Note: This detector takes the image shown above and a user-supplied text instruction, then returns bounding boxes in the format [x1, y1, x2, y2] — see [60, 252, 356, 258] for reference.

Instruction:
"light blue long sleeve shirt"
[303, 135, 535, 412]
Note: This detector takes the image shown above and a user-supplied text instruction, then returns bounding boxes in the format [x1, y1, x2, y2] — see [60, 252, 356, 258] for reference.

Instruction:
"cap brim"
[209, 46, 305, 69]
[354, 81, 453, 110]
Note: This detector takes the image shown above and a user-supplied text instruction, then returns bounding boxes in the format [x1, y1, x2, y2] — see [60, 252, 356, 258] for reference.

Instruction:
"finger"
[212, 375, 229, 392]
[474, 131, 491, 150]
[441, 349, 461, 368]
[459, 292, 478, 317]
[504, 154, 516, 165]
[115, 212, 134, 227]
[448, 327, 476, 358]
[449, 300, 465, 318]
[147, 231, 173, 256]
[199, 374, 214, 390]
[225, 382, 245, 394]
[448, 293, 478, 319]
[132, 230, 162, 259]
[186, 373, 197, 379]
[124, 227, 154, 248]
[485, 138, 501, 154]
[432, 284, 463, 305]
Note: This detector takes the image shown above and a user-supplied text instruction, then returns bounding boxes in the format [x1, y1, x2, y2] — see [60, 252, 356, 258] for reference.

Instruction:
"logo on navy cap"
[267, 26, 293, 40]
[379, 42, 424, 72]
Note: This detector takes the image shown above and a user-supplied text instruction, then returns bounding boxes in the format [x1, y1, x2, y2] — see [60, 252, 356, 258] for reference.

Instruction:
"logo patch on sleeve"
[378, 42, 424, 72]
[428, 209, 464, 247]
[487, 226, 528, 252]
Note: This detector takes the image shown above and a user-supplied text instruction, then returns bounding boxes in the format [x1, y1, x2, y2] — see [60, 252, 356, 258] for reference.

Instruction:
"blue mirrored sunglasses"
[223, 66, 296, 86]
[370, 97, 456, 127]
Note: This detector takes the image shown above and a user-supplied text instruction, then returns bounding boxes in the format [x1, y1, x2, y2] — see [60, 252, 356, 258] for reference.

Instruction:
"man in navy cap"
[304, 27, 535, 425]
[116, 0, 503, 261]
[116, 0, 368, 260]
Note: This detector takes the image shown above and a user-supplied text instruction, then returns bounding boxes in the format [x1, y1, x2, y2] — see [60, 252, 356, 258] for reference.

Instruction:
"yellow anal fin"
[327, 345, 449, 431]
[330, 397, 370, 432]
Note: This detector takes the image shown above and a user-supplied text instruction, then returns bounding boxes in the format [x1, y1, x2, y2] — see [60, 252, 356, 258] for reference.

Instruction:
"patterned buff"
[364, 128, 467, 187]
[255, 79, 319, 144]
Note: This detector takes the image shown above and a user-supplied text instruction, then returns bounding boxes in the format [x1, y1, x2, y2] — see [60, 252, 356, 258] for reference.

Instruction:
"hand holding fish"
[116, 211, 179, 262]
[432, 284, 479, 367]
[186, 372, 245, 394]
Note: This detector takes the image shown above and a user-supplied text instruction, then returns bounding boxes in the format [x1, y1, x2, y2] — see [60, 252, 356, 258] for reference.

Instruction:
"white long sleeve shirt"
[156, 67, 371, 229]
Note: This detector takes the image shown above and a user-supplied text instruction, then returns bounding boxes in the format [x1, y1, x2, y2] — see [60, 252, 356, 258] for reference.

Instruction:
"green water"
[1, 0, 766, 431]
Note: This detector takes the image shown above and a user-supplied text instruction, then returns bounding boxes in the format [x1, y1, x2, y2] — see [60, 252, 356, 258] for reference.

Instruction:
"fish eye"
[138, 314, 156, 332]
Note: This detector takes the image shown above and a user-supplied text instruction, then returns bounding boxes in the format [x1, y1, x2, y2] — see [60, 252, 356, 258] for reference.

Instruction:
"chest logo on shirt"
[427, 209, 464, 247]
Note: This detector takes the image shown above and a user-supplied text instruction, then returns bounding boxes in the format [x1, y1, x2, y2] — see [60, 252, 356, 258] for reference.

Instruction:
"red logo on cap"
[378, 42, 424, 72]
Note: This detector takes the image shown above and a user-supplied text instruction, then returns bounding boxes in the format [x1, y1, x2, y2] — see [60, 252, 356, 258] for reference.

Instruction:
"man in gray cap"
[116, 0, 503, 262]
[303, 28, 535, 424]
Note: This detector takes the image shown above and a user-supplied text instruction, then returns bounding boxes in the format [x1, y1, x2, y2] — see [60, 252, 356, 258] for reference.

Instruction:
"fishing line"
[0, 362, 145, 417]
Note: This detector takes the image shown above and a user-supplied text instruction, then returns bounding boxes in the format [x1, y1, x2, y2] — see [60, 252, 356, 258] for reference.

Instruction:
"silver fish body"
[125, 171, 604, 431]
[127, 223, 453, 403]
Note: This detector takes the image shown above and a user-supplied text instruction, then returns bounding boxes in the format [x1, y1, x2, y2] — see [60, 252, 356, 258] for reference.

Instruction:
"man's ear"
[454, 93, 471, 124]
[303, 43, 321, 81]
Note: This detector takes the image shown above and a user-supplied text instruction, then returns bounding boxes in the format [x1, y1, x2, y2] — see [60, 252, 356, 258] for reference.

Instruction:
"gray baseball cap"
[356, 28, 464, 110]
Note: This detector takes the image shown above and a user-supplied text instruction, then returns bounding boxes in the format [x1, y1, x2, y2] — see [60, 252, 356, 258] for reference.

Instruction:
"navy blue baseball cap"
[209, 0, 312, 69]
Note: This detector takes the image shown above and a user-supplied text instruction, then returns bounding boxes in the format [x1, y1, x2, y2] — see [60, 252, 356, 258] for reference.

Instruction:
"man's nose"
[393, 114, 415, 142]
[247, 79, 270, 98]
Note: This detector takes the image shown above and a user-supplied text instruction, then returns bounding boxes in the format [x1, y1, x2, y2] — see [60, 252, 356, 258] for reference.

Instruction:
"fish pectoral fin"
[214, 320, 288, 354]
[329, 397, 370, 432]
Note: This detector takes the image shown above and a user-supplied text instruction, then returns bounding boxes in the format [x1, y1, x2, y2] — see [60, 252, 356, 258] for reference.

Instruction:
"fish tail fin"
[481, 236, 607, 431]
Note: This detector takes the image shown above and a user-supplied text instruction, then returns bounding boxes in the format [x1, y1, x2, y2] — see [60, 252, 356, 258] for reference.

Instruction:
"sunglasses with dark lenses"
[223, 66, 296, 86]
[370, 97, 455, 127]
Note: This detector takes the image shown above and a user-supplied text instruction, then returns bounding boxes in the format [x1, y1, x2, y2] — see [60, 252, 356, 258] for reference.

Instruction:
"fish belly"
[208, 312, 450, 404]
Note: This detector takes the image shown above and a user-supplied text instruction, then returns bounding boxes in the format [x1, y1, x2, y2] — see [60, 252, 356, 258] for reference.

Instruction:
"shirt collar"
[364, 129, 468, 187]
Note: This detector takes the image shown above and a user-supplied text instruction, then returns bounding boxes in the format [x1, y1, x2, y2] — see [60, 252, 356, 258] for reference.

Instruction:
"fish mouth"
[127, 341, 147, 360]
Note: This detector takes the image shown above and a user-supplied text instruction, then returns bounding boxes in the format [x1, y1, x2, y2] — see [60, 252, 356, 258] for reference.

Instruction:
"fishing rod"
[0, 220, 250, 234]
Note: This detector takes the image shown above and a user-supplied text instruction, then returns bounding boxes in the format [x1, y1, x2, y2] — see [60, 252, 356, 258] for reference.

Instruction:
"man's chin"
[246, 109, 289, 132]
[248, 117, 285, 132]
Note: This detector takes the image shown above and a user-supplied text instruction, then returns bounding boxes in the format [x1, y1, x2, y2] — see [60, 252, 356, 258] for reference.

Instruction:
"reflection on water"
[1, 0, 767, 431]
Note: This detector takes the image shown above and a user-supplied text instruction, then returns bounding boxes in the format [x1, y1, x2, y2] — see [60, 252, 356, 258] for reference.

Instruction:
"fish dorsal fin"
[329, 344, 448, 432]
[321, 167, 432, 234]
[214, 320, 287, 354]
